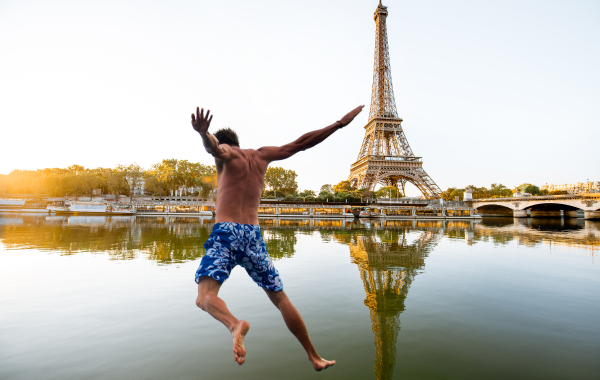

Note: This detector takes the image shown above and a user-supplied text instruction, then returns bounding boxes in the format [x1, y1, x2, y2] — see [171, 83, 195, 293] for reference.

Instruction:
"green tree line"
[0, 160, 217, 199]
[441, 183, 568, 201]
[4, 161, 567, 203]
[262, 177, 405, 203]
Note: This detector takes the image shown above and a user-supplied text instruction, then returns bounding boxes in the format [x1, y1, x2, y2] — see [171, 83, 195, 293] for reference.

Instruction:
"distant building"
[540, 180, 600, 194]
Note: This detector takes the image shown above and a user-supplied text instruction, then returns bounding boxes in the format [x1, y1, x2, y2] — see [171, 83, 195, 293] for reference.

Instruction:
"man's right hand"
[339, 105, 364, 127]
[191, 107, 213, 135]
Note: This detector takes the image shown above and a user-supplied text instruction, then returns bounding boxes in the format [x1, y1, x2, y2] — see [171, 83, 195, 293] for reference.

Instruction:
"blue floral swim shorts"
[195, 222, 283, 292]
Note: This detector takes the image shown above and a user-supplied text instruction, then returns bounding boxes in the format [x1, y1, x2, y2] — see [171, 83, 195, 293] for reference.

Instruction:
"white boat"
[0, 199, 50, 213]
[49, 201, 135, 215]
[342, 208, 355, 218]
[0, 199, 25, 211]
[358, 207, 384, 218]
[134, 203, 213, 216]
[47, 200, 68, 213]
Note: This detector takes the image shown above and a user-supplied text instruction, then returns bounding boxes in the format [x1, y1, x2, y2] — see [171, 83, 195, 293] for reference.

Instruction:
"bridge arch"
[473, 202, 517, 211]
[374, 172, 437, 198]
[523, 202, 583, 218]
[523, 202, 582, 211]
[349, 171, 440, 199]
[473, 203, 515, 217]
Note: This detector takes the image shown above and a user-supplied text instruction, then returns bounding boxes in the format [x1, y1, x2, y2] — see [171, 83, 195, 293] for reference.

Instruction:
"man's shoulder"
[239, 148, 269, 167]
[240, 148, 263, 160]
[223, 147, 261, 163]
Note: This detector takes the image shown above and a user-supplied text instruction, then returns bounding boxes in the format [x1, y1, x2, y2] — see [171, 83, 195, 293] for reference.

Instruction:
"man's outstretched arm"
[258, 105, 364, 162]
[191, 107, 233, 161]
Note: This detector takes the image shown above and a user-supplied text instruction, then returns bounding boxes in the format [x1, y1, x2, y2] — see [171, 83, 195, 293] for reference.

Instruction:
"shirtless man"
[191, 105, 363, 371]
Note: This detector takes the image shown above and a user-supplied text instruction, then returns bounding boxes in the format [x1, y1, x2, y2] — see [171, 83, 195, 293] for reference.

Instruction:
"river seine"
[1, 214, 599, 380]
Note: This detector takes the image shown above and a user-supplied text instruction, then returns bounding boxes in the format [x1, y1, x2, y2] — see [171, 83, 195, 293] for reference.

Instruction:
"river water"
[1, 214, 599, 380]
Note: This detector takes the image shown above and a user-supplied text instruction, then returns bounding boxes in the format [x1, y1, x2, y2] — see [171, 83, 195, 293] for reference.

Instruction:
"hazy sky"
[1, 0, 598, 195]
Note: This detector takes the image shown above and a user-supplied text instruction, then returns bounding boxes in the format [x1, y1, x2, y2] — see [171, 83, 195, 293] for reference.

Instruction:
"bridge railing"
[469, 193, 600, 202]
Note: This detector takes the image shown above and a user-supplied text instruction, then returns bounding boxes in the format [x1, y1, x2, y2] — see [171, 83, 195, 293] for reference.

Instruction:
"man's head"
[214, 128, 240, 147]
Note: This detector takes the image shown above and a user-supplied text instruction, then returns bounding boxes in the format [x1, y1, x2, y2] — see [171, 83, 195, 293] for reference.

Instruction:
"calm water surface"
[1, 214, 599, 380]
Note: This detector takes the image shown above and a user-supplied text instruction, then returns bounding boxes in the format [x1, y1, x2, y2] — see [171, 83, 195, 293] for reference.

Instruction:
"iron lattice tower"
[348, 1, 442, 198]
[346, 227, 441, 380]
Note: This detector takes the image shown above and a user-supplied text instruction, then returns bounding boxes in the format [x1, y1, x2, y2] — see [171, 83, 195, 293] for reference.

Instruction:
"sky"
[1, 0, 598, 196]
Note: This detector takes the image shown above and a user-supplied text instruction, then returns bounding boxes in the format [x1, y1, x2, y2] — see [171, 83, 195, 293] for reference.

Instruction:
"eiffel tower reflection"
[348, 227, 442, 380]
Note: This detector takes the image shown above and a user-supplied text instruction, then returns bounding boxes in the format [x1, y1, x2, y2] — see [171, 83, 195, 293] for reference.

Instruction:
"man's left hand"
[192, 107, 213, 135]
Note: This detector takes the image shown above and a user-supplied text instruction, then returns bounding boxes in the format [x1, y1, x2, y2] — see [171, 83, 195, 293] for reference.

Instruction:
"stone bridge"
[466, 194, 600, 219]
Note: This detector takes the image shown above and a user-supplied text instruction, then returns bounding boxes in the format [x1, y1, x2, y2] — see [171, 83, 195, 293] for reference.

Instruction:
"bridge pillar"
[513, 210, 529, 218]
[564, 211, 579, 218]
[584, 211, 600, 220]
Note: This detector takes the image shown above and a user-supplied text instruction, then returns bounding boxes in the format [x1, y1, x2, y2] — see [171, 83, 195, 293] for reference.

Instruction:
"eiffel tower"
[347, 227, 442, 380]
[348, 1, 442, 198]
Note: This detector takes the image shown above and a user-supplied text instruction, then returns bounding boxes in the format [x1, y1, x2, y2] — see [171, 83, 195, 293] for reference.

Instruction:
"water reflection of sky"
[1, 214, 599, 380]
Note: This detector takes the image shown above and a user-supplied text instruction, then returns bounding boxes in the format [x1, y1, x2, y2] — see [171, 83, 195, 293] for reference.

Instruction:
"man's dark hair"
[214, 128, 240, 147]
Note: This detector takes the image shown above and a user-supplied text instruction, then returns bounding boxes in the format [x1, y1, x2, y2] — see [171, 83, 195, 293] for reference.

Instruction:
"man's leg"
[196, 276, 250, 365]
[264, 289, 335, 371]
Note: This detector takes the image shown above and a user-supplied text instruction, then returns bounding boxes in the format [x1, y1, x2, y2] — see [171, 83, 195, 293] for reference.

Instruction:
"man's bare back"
[211, 148, 269, 225]
[191, 106, 363, 225]
[191, 105, 363, 370]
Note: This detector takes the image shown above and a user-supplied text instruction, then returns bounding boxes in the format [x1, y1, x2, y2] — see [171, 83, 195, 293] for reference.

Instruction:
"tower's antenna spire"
[347, 2, 443, 198]
[369, 0, 396, 120]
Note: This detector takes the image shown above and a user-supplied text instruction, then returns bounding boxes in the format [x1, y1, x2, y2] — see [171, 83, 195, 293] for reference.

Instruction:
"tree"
[195, 172, 217, 198]
[0, 174, 7, 196]
[449, 188, 465, 201]
[175, 160, 198, 195]
[441, 187, 466, 201]
[80, 171, 103, 198]
[489, 183, 512, 198]
[441, 187, 457, 201]
[147, 159, 178, 196]
[63, 165, 87, 198]
[264, 167, 298, 197]
[104, 168, 128, 199]
[333, 180, 354, 193]
[299, 189, 316, 198]
[524, 184, 540, 195]
[375, 186, 399, 198]
[518, 183, 540, 195]
[120, 163, 144, 203]
[320, 184, 333, 194]
[317, 188, 335, 201]
[193, 164, 216, 197]
[143, 172, 161, 196]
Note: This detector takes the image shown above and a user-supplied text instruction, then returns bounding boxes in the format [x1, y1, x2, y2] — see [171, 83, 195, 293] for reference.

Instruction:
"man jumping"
[191, 105, 363, 371]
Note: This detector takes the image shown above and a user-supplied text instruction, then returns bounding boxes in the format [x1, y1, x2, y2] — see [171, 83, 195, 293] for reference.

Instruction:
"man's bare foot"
[311, 357, 336, 371]
[231, 320, 250, 365]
